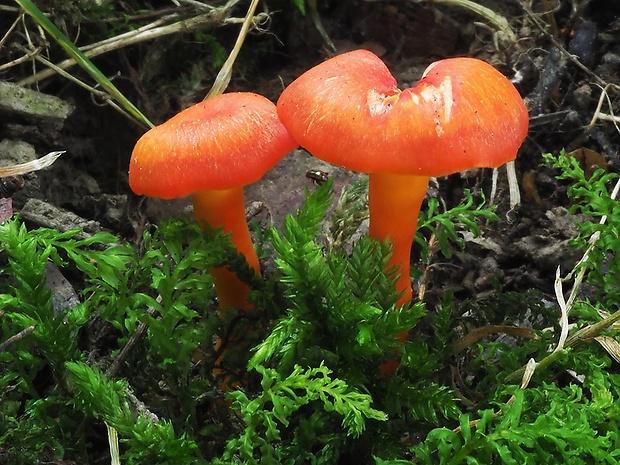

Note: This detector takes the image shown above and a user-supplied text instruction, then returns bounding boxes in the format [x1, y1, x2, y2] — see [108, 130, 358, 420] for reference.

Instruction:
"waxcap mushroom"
[277, 50, 528, 346]
[277, 49, 528, 177]
[130, 92, 297, 199]
[277, 49, 528, 374]
[129, 92, 298, 312]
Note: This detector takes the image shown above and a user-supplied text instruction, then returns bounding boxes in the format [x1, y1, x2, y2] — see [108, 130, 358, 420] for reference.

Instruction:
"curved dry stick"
[410, 0, 516, 43]
[17, 2, 246, 86]
[205, 0, 261, 98]
[0, 151, 64, 178]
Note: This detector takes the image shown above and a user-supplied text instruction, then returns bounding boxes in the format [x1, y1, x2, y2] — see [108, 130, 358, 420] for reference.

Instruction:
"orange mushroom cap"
[129, 92, 298, 199]
[277, 50, 529, 176]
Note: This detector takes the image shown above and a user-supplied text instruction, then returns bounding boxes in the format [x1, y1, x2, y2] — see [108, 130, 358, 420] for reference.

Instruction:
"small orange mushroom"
[277, 49, 528, 336]
[129, 92, 298, 311]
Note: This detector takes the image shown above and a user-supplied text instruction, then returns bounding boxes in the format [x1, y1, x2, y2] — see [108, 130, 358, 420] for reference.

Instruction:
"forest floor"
[4, 2, 620, 304]
[2, 0, 620, 463]
[1, 0, 619, 348]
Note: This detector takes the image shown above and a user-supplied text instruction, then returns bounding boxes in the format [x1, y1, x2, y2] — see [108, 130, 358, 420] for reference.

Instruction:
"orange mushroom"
[129, 92, 298, 311]
[277, 49, 528, 318]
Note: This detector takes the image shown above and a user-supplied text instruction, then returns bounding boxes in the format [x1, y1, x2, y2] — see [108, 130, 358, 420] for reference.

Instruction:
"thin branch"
[106, 298, 161, 379]
[206, 0, 261, 98]
[0, 325, 37, 351]
[17, 3, 247, 86]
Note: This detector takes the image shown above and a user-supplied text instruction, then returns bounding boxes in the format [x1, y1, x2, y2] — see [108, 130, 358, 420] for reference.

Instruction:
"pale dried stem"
[563, 176, 620, 310]
[0, 12, 23, 50]
[504, 97, 620, 383]
[588, 84, 620, 134]
[17, 2, 256, 86]
[505, 161, 521, 210]
[206, 0, 261, 98]
[489, 166, 498, 204]
[505, 308, 620, 384]
[0, 151, 64, 178]
[412, 0, 517, 43]
[553, 265, 570, 352]
[489, 161, 520, 215]
[0, 6, 21, 13]
[0, 45, 43, 73]
[588, 84, 612, 129]
[15, 44, 102, 94]
[561, 87, 620, 311]
[596, 113, 620, 124]
[18, 44, 151, 124]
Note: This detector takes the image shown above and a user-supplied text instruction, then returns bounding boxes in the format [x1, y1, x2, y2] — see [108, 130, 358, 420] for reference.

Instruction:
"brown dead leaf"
[522, 171, 543, 206]
[452, 325, 539, 355]
[566, 147, 608, 179]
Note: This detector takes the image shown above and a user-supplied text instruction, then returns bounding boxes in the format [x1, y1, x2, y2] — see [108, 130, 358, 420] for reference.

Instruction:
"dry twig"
[16, 1, 261, 86]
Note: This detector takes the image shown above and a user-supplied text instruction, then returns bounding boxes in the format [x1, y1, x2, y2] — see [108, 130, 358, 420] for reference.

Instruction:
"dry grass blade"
[206, 0, 261, 98]
[15, 0, 153, 128]
[0, 150, 64, 178]
[595, 335, 620, 364]
[553, 265, 570, 352]
[106, 423, 120, 465]
[17, 2, 245, 87]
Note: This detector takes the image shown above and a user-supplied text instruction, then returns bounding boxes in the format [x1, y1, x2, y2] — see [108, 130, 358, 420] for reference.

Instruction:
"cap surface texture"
[130, 92, 297, 199]
[277, 50, 529, 176]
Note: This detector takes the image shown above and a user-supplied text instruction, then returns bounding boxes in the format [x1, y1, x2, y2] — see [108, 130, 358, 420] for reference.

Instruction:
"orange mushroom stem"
[192, 188, 260, 311]
[369, 173, 430, 308]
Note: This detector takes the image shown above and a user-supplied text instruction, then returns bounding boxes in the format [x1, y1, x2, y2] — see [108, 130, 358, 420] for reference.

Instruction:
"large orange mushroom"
[129, 92, 298, 311]
[277, 49, 528, 326]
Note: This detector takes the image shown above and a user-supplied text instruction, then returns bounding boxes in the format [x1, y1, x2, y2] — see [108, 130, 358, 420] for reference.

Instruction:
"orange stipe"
[192, 187, 260, 311]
